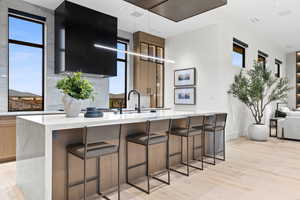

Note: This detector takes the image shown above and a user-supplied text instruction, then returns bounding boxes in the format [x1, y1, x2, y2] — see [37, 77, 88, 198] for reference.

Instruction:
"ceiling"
[24, 0, 300, 53]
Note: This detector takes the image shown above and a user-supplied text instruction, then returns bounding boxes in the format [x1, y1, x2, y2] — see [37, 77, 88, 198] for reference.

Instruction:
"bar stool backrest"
[204, 114, 217, 127]
[189, 115, 205, 128]
[82, 125, 122, 146]
[216, 113, 228, 129]
[148, 119, 171, 133]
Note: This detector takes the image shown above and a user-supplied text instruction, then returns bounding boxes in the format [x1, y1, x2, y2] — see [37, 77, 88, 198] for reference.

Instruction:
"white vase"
[248, 124, 268, 141]
[62, 95, 82, 118]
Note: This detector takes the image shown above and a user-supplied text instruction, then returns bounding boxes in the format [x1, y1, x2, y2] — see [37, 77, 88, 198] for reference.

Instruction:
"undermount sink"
[122, 110, 157, 114]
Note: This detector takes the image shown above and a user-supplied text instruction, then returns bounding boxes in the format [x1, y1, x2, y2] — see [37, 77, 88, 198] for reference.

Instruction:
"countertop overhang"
[0, 110, 64, 117]
[17, 110, 223, 131]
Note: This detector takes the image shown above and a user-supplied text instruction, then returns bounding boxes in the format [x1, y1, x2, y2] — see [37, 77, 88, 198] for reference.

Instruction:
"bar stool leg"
[192, 136, 195, 160]
[118, 151, 120, 200]
[213, 131, 216, 165]
[166, 132, 170, 184]
[146, 145, 150, 194]
[96, 157, 100, 195]
[203, 132, 206, 158]
[66, 152, 69, 200]
[83, 157, 87, 200]
[223, 129, 226, 161]
[186, 136, 190, 176]
[125, 141, 129, 184]
[180, 136, 183, 164]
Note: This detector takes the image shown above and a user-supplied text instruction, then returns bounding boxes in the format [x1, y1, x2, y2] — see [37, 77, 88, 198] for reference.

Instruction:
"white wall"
[165, 20, 286, 140]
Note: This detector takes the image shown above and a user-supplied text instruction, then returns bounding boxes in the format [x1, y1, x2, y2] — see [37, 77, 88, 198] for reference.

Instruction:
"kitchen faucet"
[128, 89, 141, 113]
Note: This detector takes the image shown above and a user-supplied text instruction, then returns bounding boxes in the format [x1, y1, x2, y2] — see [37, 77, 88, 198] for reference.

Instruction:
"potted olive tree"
[228, 61, 291, 141]
[56, 72, 94, 117]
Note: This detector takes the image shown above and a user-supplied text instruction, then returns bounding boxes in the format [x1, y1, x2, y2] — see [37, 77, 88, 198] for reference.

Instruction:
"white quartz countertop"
[17, 110, 223, 131]
[0, 110, 64, 117]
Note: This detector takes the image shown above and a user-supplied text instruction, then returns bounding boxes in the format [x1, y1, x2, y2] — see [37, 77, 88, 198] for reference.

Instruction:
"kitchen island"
[16, 110, 223, 200]
[0, 111, 64, 163]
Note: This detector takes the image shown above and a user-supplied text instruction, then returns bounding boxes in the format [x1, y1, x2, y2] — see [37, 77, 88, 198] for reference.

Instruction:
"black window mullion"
[8, 39, 44, 49]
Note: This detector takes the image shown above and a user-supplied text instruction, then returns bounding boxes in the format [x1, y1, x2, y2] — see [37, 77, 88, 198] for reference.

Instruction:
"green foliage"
[56, 72, 94, 100]
[228, 61, 291, 124]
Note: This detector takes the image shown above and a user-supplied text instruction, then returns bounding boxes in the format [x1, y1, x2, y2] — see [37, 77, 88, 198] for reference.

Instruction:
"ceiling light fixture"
[94, 44, 175, 64]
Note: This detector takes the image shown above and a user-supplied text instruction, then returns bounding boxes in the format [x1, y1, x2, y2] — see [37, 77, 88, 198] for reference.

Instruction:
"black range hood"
[124, 0, 227, 22]
[55, 1, 118, 76]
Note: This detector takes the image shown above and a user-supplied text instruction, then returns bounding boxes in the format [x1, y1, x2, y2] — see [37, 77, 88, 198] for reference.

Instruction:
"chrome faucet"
[128, 89, 141, 113]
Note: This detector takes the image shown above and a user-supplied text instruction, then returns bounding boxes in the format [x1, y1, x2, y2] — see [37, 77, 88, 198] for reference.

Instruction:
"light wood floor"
[1, 137, 300, 200]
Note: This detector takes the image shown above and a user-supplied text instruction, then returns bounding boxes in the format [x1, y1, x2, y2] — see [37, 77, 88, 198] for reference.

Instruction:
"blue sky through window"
[109, 61, 125, 94]
[9, 16, 43, 96]
[232, 52, 243, 67]
[9, 16, 43, 44]
[9, 44, 43, 96]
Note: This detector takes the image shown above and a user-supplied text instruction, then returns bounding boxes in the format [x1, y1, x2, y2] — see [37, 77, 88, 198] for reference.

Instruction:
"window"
[8, 13, 45, 112]
[258, 55, 266, 70]
[109, 40, 128, 108]
[275, 59, 282, 78]
[232, 43, 246, 68]
[258, 51, 268, 70]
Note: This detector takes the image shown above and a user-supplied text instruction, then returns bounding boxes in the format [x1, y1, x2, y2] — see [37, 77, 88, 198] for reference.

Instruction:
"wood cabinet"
[0, 116, 16, 163]
[133, 32, 165, 108]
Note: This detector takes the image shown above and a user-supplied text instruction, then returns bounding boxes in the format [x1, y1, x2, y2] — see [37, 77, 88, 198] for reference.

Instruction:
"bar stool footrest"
[68, 176, 98, 188]
[170, 159, 203, 176]
[97, 192, 113, 200]
[203, 154, 225, 161]
[127, 169, 170, 195]
[128, 162, 147, 170]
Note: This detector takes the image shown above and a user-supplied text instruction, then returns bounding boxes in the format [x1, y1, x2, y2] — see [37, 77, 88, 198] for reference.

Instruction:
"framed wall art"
[174, 87, 196, 105]
[174, 68, 196, 87]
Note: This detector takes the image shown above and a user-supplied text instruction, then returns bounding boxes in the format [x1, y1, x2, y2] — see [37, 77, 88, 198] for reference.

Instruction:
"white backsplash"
[46, 74, 109, 111]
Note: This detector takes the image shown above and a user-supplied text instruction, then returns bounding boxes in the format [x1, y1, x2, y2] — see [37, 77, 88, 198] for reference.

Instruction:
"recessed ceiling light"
[278, 10, 292, 17]
[130, 11, 143, 18]
[250, 17, 260, 23]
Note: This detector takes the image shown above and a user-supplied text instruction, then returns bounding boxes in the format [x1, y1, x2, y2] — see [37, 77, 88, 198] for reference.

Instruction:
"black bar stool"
[66, 125, 122, 200]
[126, 119, 171, 194]
[169, 116, 204, 176]
[203, 113, 227, 165]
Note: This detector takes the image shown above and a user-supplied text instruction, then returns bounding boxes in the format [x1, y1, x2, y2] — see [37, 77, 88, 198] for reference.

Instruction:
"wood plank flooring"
[1, 137, 300, 200]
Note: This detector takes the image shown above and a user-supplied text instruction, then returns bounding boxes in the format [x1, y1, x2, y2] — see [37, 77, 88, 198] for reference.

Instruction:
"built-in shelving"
[296, 52, 300, 108]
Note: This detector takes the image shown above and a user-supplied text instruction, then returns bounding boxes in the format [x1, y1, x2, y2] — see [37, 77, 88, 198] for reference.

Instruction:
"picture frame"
[174, 68, 196, 87]
[174, 87, 196, 105]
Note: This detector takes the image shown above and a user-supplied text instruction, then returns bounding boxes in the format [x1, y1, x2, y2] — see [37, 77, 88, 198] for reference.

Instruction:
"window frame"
[275, 62, 280, 78]
[232, 43, 246, 68]
[8, 13, 45, 112]
[258, 54, 266, 70]
[109, 38, 128, 109]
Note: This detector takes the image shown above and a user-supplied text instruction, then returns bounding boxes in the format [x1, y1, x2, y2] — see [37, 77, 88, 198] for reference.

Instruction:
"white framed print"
[174, 87, 196, 105]
[174, 68, 196, 87]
